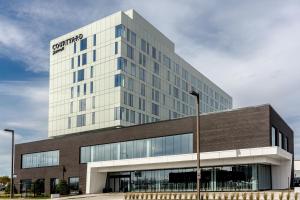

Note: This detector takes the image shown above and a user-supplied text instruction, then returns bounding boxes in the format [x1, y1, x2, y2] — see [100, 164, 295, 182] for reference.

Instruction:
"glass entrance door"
[108, 176, 130, 192]
[120, 177, 130, 192]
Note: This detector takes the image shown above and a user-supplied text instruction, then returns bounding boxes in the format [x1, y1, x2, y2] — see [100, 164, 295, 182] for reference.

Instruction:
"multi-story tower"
[49, 9, 232, 137]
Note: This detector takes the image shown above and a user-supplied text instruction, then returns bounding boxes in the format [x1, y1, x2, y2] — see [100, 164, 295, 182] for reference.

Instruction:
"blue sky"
[1, 0, 300, 176]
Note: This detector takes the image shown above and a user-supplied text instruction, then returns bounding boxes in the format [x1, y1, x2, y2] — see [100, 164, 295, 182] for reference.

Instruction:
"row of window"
[70, 81, 94, 98]
[114, 106, 159, 124]
[80, 133, 193, 163]
[271, 126, 289, 151]
[21, 150, 59, 169]
[68, 112, 96, 128]
[72, 66, 94, 83]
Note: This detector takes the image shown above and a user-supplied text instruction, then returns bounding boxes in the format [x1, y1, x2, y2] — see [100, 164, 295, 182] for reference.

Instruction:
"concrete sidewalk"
[52, 193, 124, 200]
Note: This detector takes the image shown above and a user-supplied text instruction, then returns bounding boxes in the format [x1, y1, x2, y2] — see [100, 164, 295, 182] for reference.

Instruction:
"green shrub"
[270, 193, 274, 200]
[295, 193, 298, 200]
[55, 180, 69, 195]
[242, 193, 247, 200]
[250, 193, 254, 200]
[236, 193, 240, 200]
[286, 192, 290, 200]
[263, 193, 268, 200]
[279, 192, 283, 200]
[230, 193, 235, 200]
[256, 192, 260, 200]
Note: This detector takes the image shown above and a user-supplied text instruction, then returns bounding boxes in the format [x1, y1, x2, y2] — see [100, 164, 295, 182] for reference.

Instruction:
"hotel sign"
[52, 34, 83, 55]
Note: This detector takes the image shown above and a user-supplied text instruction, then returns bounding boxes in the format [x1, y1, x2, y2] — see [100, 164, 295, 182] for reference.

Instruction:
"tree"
[0, 176, 10, 185]
[55, 180, 69, 195]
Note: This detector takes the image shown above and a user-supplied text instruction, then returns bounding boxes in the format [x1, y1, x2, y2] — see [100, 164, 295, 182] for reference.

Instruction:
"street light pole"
[4, 129, 14, 199]
[189, 91, 200, 200]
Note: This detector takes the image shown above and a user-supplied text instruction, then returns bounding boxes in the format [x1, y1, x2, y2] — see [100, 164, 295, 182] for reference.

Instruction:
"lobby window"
[22, 150, 59, 169]
[90, 66, 94, 78]
[68, 117, 71, 129]
[154, 62, 159, 75]
[93, 50, 96, 62]
[92, 112, 95, 124]
[117, 57, 127, 71]
[128, 78, 134, 91]
[73, 72, 76, 83]
[77, 69, 84, 82]
[271, 127, 276, 146]
[139, 67, 146, 82]
[141, 39, 146, 52]
[115, 42, 118, 54]
[71, 58, 74, 69]
[115, 24, 125, 38]
[69, 177, 79, 194]
[77, 55, 80, 67]
[79, 99, 86, 112]
[82, 53, 87, 65]
[76, 114, 86, 127]
[127, 44, 134, 60]
[152, 47, 156, 59]
[93, 34, 96, 46]
[80, 38, 87, 51]
[140, 83, 145, 96]
[114, 74, 125, 87]
[90, 81, 94, 94]
[83, 83, 87, 95]
[152, 103, 159, 116]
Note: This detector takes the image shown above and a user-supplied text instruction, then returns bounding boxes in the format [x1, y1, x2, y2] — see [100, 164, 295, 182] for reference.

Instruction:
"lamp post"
[189, 91, 200, 200]
[4, 129, 14, 199]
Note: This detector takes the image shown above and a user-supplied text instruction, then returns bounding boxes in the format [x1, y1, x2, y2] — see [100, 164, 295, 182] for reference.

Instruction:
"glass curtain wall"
[105, 164, 271, 192]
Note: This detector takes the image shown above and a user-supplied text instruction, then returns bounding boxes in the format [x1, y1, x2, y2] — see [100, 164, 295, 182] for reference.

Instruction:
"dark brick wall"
[14, 105, 294, 194]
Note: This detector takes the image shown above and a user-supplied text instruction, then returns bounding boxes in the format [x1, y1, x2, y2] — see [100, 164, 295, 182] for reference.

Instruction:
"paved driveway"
[53, 193, 124, 200]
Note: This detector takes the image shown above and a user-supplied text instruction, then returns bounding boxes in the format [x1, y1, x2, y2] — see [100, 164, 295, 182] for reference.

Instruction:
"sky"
[0, 0, 300, 176]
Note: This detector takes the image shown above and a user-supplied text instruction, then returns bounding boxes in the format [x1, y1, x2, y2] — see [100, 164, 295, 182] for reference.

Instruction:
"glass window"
[131, 63, 136, 76]
[73, 72, 76, 83]
[141, 39, 146, 52]
[152, 89, 159, 102]
[154, 62, 159, 75]
[115, 42, 118, 54]
[115, 24, 125, 38]
[90, 81, 94, 94]
[77, 69, 84, 82]
[77, 85, 80, 97]
[92, 96, 95, 109]
[131, 31, 136, 46]
[22, 150, 59, 169]
[76, 114, 86, 127]
[71, 57, 74, 69]
[68, 117, 71, 129]
[90, 66, 94, 78]
[152, 103, 159, 116]
[152, 47, 156, 59]
[79, 99, 86, 112]
[115, 74, 125, 87]
[69, 177, 79, 194]
[93, 34, 96, 46]
[128, 78, 134, 91]
[80, 38, 87, 51]
[271, 127, 276, 146]
[152, 75, 161, 89]
[140, 83, 145, 96]
[127, 45, 134, 59]
[117, 57, 127, 71]
[77, 55, 80, 67]
[279, 132, 283, 148]
[130, 110, 135, 123]
[128, 93, 134, 107]
[139, 68, 146, 82]
[92, 112, 95, 124]
[83, 83, 87, 95]
[74, 42, 76, 53]
[82, 53, 87, 65]
[93, 50, 96, 62]
[71, 87, 74, 98]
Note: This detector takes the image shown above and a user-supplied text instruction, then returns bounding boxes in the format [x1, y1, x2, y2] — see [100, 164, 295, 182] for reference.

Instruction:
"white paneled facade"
[49, 9, 232, 137]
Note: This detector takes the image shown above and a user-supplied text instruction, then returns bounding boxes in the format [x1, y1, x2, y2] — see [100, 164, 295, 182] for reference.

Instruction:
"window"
[74, 42, 76, 53]
[152, 75, 161, 89]
[279, 132, 282, 148]
[139, 98, 146, 111]
[93, 50, 96, 62]
[283, 136, 288, 151]
[77, 85, 80, 97]
[141, 39, 146, 52]
[128, 78, 134, 91]
[77, 55, 80, 67]
[127, 45, 134, 59]
[154, 62, 159, 75]
[117, 57, 127, 71]
[173, 87, 179, 98]
[146, 42, 149, 54]
[92, 112, 95, 124]
[140, 83, 145, 96]
[127, 28, 131, 42]
[115, 42, 118, 54]
[73, 72, 76, 83]
[114, 74, 125, 87]
[79, 99, 86, 112]
[163, 55, 171, 68]
[131, 31, 136, 46]
[90, 66, 94, 78]
[115, 24, 125, 38]
[71, 58, 74, 69]
[128, 93, 134, 107]
[123, 91, 128, 105]
[76, 114, 86, 127]
[130, 63, 136, 76]
[69, 177, 79, 194]
[139, 68, 146, 82]
[22, 150, 59, 168]
[90, 81, 94, 94]
[152, 103, 159, 116]
[114, 107, 125, 120]
[152, 47, 156, 59]
[77, 69, 84, 82]
[271, 127, 276, 146]
[82, 53, 87, 65]
[93, 34, 96, 46]
[130, 110, 135, 123]
[152, 89, 159, 102]
[83, 83, 87, 95]
[92, 96, 95, 109]
[68, 117, 71, 129]
[80, 38, 87, 51]
[71, 87, 74, 98]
